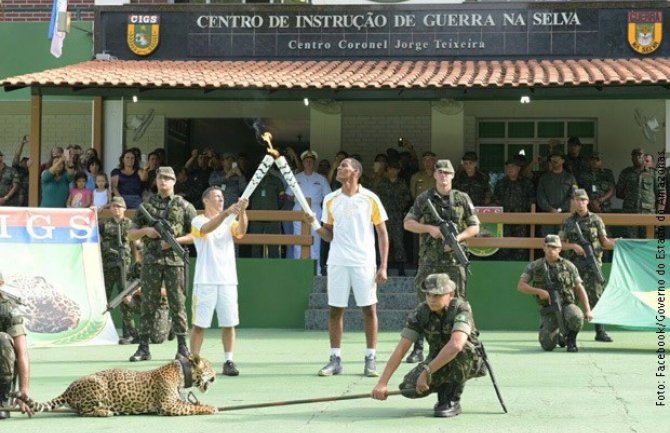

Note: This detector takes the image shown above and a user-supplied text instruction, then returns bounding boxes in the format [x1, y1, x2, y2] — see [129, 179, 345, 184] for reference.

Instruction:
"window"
[476, 119, 597, 173]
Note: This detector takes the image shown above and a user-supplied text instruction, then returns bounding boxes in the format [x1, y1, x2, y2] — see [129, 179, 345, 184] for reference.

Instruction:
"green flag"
[592, 239, 668, 329]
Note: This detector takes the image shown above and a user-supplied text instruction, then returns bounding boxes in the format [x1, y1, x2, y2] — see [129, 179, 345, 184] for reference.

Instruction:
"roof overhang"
[3, 58, 670, 100]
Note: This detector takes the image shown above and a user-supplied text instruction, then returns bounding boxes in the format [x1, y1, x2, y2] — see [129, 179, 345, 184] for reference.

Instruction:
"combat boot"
[595, 325, 613, 342]
[0, 379, 12, 419]
[129, 339, 151, 362]
[566, 331, 578, 353]
[118, 324, 137, 345]
[433, 383, 463, 418]
[176, 335, 190, 359]
[405, 337, 424, 363]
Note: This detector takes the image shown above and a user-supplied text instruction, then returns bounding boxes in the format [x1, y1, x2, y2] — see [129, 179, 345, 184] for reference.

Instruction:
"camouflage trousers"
[414, 264, 468, 301]
[387, 213, 407, 263]
[103, 266, 136, 330]
[399, 342, 484, 398]
[574, 261, 604, 308]
[538, 303, 584, 351]
[0, 332, 16, 381]
[122, 292, 172, 344]
[139, 264, 187, 340]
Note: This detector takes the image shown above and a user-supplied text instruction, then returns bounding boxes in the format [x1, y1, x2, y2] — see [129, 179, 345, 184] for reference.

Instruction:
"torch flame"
[261, 132, 279, 158]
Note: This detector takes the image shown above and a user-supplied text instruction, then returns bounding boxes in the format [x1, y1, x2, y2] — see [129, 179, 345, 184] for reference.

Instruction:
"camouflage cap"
[110, 196, 127, 208]
[590, 152, 601, 159]
[422, 151, 437, 158]
[573, 188, 589, 200]
[421, 273, 456, 295]
[567, 136, 582, 146]
[631, 147, 644, 156]
[387, 160, 401, 169]
[434, 159, 455, 173]
[156, 166, 176, 180]
[544, 234, 562, 248]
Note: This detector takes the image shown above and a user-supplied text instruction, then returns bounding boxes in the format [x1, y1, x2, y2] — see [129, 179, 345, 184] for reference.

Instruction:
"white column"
[309, 105, 341, 159]
[103, 99, 125, 176]
[431, 108, 464, 162]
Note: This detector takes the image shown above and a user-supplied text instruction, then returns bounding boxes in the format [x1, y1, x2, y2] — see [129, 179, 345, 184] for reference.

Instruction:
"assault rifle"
[573, 222, 605, 285]
[541, 261, 567, 347]
[425, 199, 471, 274]
[102, 223, 141, 314]
[136, 204, 190, 295]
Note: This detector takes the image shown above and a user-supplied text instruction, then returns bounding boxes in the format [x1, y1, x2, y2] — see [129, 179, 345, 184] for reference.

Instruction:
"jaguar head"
[189, 354, 216, 393]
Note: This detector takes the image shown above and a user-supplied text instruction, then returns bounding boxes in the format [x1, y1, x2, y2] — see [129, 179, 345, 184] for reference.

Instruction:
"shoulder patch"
[454, 313, 468, 323]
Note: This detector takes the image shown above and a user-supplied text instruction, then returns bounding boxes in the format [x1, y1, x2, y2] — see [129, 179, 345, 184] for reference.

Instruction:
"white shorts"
[327, 264, 378, 308]
[192, 284, 239, 328]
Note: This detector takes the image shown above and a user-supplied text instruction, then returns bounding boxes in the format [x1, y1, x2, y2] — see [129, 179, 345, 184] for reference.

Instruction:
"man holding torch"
[307, 157, 389, 378]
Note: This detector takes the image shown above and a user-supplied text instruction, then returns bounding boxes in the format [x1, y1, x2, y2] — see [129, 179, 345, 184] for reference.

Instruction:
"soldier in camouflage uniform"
[372, 274, 485, 418]
[517, 235, 593, 352]
[536, 152, 577, 237]
[0, 150, 21, 207]
[616, 147, 660, 238]
[564, 137, 590, 183]
[492, 158, 536, 260]
[128, 166, 197, 362]
[100, 196, 140, 344]
[404, 160, 480, 363]
[578, 152, 615, 213]
[453, 151, 491, 206]
[559, 189, 617, 342]
[377, 161, 412, 276]
[0, 271, 30, 418]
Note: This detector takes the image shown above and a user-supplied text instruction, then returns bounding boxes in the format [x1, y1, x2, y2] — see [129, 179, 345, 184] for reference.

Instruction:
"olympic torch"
[223, 153, 274, 226]
[262, 133, 321, 231]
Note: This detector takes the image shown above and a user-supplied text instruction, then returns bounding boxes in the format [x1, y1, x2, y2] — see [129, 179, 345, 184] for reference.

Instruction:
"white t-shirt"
[191, 214, 240, 285]
[321, 186, 388, 267]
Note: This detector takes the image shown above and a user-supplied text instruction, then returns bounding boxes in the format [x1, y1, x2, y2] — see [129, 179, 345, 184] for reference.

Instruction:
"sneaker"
[222, 361, 239, 376]
[364, 355, 379, 377]
[318, 355, 342, 376]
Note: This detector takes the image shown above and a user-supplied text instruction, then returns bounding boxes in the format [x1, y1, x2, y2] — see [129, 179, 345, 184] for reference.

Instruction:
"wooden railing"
[100, 209, 667, 261]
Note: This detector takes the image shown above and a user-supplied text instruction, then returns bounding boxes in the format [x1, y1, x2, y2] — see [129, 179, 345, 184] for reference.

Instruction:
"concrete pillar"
[431, 108, 464, 162]
[309, 103, 341, 160]
[103, 99, 125, 176]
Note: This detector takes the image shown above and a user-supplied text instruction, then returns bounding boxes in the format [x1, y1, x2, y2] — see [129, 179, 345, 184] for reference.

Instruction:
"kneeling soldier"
[371, 273, 485, 418]
[517, 235, 593, 352]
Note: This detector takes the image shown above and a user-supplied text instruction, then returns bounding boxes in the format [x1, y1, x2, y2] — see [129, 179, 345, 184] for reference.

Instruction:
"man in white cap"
[288, 150, 331, 274]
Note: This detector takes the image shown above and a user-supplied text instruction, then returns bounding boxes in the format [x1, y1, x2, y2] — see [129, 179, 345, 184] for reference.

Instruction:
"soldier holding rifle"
[517, 235, 593, 353]
[559, 188, 617, 342]
[403, 159, 480, 363]
[127, 167, 197, 362]
[99, 196, 140, 344]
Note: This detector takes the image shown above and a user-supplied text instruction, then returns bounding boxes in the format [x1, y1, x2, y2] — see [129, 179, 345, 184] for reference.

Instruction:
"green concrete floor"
[3, 329, 665, 433]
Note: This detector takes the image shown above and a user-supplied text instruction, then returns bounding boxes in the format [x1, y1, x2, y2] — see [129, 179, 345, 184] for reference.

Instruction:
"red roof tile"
[3, 58, 670, 90]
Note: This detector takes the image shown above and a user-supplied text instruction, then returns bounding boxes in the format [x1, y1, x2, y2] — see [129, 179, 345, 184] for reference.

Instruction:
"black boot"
[118, 324, 137, 345]
[595, 325, 613, 342]
[433, 383, 463, 418]
[176, 335, 190, 359]
[0, 379, 12, 420]
[566, 331, 579, 353]
[405, 338, 424, 363]
[129, 339, 151, 362]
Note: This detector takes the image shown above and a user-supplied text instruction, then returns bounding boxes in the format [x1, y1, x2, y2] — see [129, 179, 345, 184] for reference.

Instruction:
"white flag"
[50, 0, 68, 58]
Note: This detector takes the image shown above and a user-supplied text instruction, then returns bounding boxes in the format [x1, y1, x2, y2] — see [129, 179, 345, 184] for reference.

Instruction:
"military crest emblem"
[127, 14, 160, 56]
[469, 207, 503, 258]
[628, 10, 662, 55]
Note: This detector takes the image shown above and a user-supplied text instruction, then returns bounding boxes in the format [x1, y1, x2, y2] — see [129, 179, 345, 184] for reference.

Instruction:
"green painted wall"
[111, 260, 609, 331]
[0, 22, 94, 100]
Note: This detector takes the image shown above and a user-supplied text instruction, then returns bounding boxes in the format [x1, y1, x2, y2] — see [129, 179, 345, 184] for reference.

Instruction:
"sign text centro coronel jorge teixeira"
[95, 3, 670, 60]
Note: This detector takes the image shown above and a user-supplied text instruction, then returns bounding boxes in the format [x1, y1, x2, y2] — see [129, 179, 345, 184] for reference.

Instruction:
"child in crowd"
[94, 173, 111, 209]
[67, 171, 92, 208]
